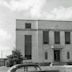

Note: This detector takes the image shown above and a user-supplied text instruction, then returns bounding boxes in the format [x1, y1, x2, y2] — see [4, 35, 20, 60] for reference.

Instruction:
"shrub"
[6, 49, 24, 67]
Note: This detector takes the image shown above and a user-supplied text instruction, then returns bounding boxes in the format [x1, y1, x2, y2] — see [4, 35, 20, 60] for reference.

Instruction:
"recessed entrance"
[54, 50, 60, 62]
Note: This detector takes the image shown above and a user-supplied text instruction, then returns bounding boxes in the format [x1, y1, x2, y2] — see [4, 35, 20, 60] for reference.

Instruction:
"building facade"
[16, 19, 72, 63]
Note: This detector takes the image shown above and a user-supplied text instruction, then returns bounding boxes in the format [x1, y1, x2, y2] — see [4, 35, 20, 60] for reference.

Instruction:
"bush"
[6, 49, 24, 67]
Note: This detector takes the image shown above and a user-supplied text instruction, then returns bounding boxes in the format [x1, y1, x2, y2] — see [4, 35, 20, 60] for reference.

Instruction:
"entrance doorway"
[54, 50, 60, 62]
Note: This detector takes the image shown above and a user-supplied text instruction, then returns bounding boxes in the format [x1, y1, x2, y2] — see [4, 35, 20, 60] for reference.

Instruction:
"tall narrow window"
[45, 52, 48, 60]
[25, 23, 31, 29]
[43, 31, 49, 44]
[67, 52, 70, 59]
[54, 31, 60, 44]
[25, 35, 32, 59]
[65, 32, 70, 44]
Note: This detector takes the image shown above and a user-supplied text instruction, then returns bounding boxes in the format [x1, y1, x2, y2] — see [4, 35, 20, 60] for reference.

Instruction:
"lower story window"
[45, 52, 48, 60]
[67, 52, 70, 59]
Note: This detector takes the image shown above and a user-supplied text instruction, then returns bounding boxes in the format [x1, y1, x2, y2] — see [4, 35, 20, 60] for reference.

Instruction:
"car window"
[16, 66, 40, 72]
[16, 67, 25, 72]
[28, 66, 37, 71]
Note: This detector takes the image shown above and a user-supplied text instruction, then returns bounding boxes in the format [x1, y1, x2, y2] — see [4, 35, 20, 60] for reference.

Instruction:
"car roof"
[11, 63, 40, 69]
[7, 63, 42, 72]
[16, 63, 39, 67]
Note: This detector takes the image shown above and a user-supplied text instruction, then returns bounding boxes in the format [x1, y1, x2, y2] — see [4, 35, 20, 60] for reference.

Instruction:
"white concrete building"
[16, 19, 72, 63]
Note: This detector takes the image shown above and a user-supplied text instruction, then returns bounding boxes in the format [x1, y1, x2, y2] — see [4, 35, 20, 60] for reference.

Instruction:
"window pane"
[25, 35, 32, 59]
[43, 31, 49, 44]
[25, 23, 31, 28]
[54, 31, 60, 44]
[67, 52, 70, 59]
[65, 32, 70, 44]
[45, 52, 48, 60]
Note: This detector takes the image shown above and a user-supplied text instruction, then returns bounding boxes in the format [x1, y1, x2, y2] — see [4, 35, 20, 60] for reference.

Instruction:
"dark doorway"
[54, 50, 60, 62]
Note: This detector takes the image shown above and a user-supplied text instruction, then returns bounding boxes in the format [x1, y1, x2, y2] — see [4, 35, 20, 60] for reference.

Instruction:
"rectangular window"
[65, 32, 70, 44]
[45, 52, 48, 60]
[25, 23, 31, 29]
[67, 52, 70, 59]
[54, 31, 60, 44]
[25, 35, 32, 59]
[43, 31, 49, 44]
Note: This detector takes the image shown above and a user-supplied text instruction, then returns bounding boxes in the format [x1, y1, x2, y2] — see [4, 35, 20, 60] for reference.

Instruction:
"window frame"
[25, 35, 32, 60]
[43, 30, 49, 44]
[25, 23, 31, 29]
[54, 31, 60, 44]
[65, 32, 71, 44]
[45, 52, 48, 60]
[67, 52, 70, 59]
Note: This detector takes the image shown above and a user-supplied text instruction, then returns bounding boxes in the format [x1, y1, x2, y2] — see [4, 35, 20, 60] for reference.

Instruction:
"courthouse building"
[16, 19, 72, 63]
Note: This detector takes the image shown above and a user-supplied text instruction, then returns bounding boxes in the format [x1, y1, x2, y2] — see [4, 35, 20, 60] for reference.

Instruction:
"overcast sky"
[0, 0, 72, 58]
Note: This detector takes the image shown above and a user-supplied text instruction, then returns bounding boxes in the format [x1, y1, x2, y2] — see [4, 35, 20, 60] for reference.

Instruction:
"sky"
[0, 0, 72, 58]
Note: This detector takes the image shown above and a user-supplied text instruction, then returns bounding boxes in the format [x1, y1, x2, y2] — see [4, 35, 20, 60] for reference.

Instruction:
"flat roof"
[16, 19, 72, 22]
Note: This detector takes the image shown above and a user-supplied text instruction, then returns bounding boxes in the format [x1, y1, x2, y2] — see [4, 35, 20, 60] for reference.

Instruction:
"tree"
[6, 49, 24, 67]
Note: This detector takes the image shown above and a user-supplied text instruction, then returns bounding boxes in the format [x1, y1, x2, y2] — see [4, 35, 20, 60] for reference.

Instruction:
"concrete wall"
[16, 19, 38, 29]
[16, 30, 40, 62]
[38, 20, 72, 30]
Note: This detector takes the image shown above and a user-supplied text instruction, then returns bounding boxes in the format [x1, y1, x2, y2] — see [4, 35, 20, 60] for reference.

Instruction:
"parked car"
[7, 63, 41, 72]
